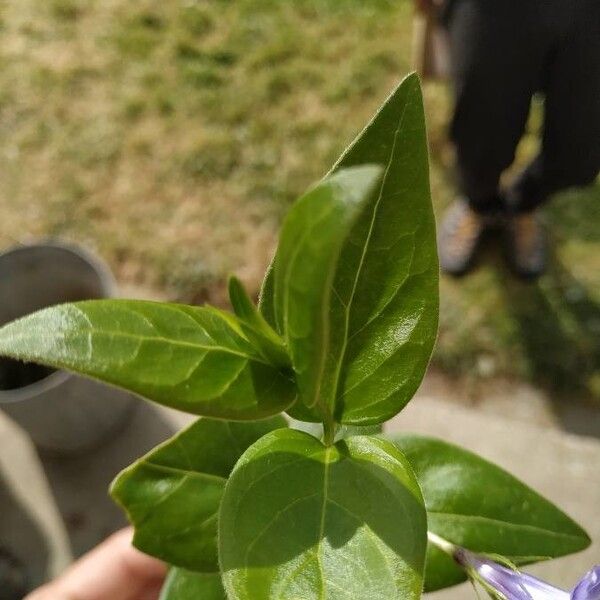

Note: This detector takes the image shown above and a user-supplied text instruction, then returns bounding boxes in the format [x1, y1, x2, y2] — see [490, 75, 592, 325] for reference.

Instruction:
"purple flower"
[427, 532, 599, 600]
[571, 566, 600, 600]
[454, 547, 569, 600]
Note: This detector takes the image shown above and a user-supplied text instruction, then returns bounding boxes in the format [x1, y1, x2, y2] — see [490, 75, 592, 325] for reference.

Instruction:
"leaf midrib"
[143, 460, 228, 484]
[317, 447, 332, 600]
[328, 87, 413, 414]
[6, 328, 264, 364]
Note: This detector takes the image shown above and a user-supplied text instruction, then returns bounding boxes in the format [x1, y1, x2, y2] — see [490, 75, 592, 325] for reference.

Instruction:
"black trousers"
[444, 0, 600, 214]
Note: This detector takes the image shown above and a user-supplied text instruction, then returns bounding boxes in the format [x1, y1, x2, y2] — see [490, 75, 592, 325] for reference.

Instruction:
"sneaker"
[438, 200, 487, 276]
[504, 211, 547, 279]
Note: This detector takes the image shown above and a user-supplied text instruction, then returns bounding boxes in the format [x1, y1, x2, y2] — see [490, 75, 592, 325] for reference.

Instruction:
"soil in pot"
[0, 357, 56, 391]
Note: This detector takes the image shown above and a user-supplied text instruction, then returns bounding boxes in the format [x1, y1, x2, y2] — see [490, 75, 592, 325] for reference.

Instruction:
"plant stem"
[322, 419, 337, 446]
[427, 532, 456, 556]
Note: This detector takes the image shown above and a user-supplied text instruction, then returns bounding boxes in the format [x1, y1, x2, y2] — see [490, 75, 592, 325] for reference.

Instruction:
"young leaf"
[159, 569, 225, 600]
[0, 299, 296, 419]
[263, 74, 438, 425]
[111, 416, 286, 572]
[325, 73, 438, 425]
[392, 434, 591, 592]
[228, 276, 291, 368]
[273, 165, 384, 420]
[219, 429, 427, 600]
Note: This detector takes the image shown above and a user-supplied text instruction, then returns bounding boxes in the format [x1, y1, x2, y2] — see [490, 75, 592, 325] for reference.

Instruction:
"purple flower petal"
[455, 549, 570, 600]
[427, 533, 598, 600]
[572, 566, 600, 600]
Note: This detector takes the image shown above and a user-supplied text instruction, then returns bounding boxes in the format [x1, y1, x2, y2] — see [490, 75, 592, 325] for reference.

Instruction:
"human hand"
[25, 528, 167, 600]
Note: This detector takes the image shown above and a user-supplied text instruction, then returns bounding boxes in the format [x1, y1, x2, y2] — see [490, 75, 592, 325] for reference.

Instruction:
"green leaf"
[159, 569, 225, 600]
[325, 73, 438, 425]
[0, 299, 296, 419]
[392, 434, 591, 592]
[111, 415, 286, 572]
[219, 429, 427, 600]
[272, 165, 384, 422]
[264, 74, 438, 425]
[228, 276, 291, 368]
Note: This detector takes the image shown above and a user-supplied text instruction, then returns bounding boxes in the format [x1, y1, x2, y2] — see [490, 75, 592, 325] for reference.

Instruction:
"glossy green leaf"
[264, 74, 438, 425]
[228, 276, 291, 368]
[0, 299, 296, 419]
[111, 415, 286, 572]
[219, 429, 427, 600]
[159, 569, 225, 600]
[325, 73, 438, 425]
[392, 434, 591, 592]
[272, 165, 383, 422]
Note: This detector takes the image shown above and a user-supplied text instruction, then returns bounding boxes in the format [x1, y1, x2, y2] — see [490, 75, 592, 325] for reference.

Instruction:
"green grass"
[0, 0, 598, 403]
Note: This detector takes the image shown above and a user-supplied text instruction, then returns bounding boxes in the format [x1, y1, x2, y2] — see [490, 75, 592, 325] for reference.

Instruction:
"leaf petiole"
[427, 531, 456, 556]
[322, 419, 337, 447]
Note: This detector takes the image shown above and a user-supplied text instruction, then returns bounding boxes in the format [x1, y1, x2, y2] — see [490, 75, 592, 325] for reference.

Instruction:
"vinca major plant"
[0, 74, 594, 600]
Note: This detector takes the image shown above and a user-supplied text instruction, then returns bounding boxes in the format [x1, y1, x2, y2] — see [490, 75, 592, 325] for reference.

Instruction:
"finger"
[25, 528, 166, 600]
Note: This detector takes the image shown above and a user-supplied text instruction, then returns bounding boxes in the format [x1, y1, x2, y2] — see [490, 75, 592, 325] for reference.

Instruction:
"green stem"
[427, 532, 456, 556]
[322, 419, 337, 446]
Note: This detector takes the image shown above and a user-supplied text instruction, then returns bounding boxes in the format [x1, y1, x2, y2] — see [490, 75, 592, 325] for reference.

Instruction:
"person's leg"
[447, 0, 542, 214]
[503, 0, 600, 278]
[439, 0, 544, 275]
[508, 0, 600, 213]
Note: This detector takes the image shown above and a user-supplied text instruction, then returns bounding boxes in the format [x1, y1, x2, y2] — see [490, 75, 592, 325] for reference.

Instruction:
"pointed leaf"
[262, 74, 438, 425]
[228, 276, 290, 368]
[324, 73, 438, 424]
[111, 416, 286, 572]
[219, 429, 427, 600]
[0, 299, 296, 419]
[272, 165, 383, 418]
[392, 435, 591, 592]
[159, 569, 225, 600]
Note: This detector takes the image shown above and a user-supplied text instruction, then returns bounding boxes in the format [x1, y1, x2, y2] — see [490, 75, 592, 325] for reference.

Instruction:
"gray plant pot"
[0, 242, 137, 455]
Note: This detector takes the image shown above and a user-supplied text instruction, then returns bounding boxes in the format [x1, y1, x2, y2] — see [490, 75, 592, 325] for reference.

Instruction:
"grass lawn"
[1, 0, 598, 404]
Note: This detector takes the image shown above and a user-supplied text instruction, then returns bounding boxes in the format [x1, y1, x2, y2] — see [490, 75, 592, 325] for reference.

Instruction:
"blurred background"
[0, 0, 598, 597]
[2, 0, 599, 414]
